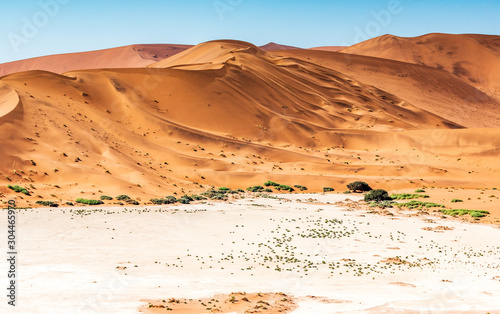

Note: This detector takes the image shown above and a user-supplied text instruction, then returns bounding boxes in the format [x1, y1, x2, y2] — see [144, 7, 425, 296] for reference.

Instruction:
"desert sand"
[1, 33, 500, 313]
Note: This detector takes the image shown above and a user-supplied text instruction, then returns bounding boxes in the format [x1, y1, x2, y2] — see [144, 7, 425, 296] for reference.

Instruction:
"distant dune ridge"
[1, 34, 500, 201]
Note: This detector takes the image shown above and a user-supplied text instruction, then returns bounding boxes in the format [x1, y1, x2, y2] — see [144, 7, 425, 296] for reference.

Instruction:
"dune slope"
[340, 33, 500, 99]
[0, 40, 499, 204]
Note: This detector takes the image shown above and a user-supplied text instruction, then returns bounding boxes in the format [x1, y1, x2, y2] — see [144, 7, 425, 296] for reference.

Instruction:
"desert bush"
[116, 195, 131, 201]
[395, 201, 444, 209]
[66, 202, 74, 206]
[235, 189, 245, 193]
[100, 195, 113, 200]
[264, 181, 280, 187]
[415, 189, 426, 193]
[150, 198, 165, 205]
[364, 189, 391, 202]
[277, 184, 294, 192]
[35, 201, 58, 207]
[451, 199, 463, 203]
[323, 187, 334, 192]
[390, 193, 429, 200]
[247, 186, 264, 192]
[191, 195, 206, 201]
[347, 181, 372, 192]
[293, 185, 308, 191]
[7, 185, 30, 195]
[219, 187, 230, 191]
[75, 198, 104, 205]
[440, 209, 489, 218]
[263, 188, 273, 193]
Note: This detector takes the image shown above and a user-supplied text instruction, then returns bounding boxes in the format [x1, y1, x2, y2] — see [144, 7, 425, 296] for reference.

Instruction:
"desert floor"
[1, 193, 500, 313]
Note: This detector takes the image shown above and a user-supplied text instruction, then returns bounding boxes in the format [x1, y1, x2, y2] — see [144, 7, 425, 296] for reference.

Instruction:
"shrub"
[178, 197, 191, 204]
[247, 186, 264, 192]
[415, 189, 426, 193]
[100, 195, 113, 200]
[294, 185, 308, 191]
[201, 190, 228, 200]
[35, 201, 58, 207]
[7, 185, 30, 196]
[191, 195, 206, 201]
[235, 189, 245, 193]
[75, 198, 104, 205]
[451, 199, 463, 203]
[116, 195, 131, 201]
[219, 187, 230, 191]
[150, 198, 165, 205]
[263, 188, 273, 193]
[127, 200, 139, 205]
[164, 196, 177, 204]
[364, 189, 391, 202]
[395, 201, 445, 209]
[323, 187, 334, 192]
[440, 209, 489, 218]
[277, 185, 294, 192]
[264, 181, 280, 187]
[66, 202, 74, 206]
[370, 200, 396, 209]
[347, 181, 372, 192]
[390, 193, 429, 200]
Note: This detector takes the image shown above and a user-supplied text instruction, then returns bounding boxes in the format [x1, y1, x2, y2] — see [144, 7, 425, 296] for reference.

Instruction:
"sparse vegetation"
[451, 199, 463, 203]
[116, 195, 131, 201]
[75, 198, 104, 205]
[364, 189, 391, 202]
[35, 201, 58, 207]
[100, 195, 113, 200]
[247, 186, 265, 193]
[347, 181, 372, 192]
[415, 189, 426, 193]
[293, 185, 308, 191]
[390, 193, 429, 200]
[395, 201, 445, 209]
[7, 185, 30, 195]
[440, 209, 489, 218]
[323, 187, 334, 192]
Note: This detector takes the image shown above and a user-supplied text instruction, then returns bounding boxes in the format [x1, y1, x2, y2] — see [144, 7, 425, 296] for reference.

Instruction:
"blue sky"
[1, 0, 499, 63]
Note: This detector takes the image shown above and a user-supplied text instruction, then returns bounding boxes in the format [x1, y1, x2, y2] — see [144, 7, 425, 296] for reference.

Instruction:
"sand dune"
[272, 48, 500, 128]
[0, 44, 192, 77]
[0, 42, 299, 78]
[340, 33, 500, 99]
[0, 38, 500, 206]
[309, 46, 345, 52]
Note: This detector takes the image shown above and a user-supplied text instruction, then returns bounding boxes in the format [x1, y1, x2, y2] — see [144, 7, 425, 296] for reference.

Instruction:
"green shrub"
[247, 186, 264, 192]
[263, 188, 273, 193]
[35, 201, 58, 207]
[323, 187, 334, 192]
[201, 190, 228, 200]
[440, 209, 489, 218]
[100, 195, 113, 200]
[390, 193, 429, 200]
[371, 200, 396, 209]
[264, 181, 280, 187]
[395, 201, 445, 209]
[364, 189, 391, 202]
[415, 189, 426, 193]
[178, 197, 191, 204]
[66, 202, 74, 206]
[75, 198, 104, 205]
[116, 195, 131, 201]
[7, 185, 30, 196]
[294, 185, 308, 191]
[347, 181, 372, 192]
[451, 199, 463, 203]
[235, 189, 245, 193]
[127, 200, 139, 205]
[219, 187, 230, 191]
[277, 185, 294, 192]
[191, 195, 206, 201]
[150, 198, 165, 205]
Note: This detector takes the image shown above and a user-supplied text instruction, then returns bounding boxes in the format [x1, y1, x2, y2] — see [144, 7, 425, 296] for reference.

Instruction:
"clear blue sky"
[1, 0, 499, 63]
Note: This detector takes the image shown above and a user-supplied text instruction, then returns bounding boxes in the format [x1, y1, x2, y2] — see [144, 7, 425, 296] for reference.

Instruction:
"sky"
[1, 0, 499, 63]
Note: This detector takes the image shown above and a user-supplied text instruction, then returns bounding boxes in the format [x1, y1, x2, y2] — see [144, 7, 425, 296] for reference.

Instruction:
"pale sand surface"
[1, 193, 499, 313]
